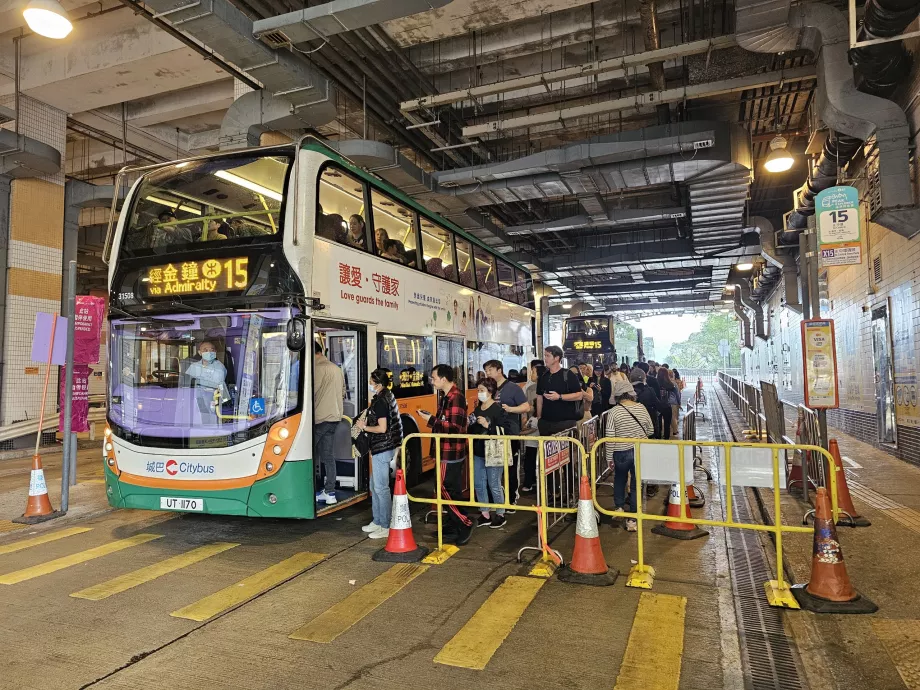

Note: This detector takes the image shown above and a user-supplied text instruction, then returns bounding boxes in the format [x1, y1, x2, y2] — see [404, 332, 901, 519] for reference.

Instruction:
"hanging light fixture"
[764, 135, 794, 173]
[23, 0, 72, 38]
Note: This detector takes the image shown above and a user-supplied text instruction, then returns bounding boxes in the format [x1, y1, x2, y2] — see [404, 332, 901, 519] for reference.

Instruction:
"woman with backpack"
[605, 378, 653, 532]
[355, 368, 403, 540]
[658, 367, 681, 439]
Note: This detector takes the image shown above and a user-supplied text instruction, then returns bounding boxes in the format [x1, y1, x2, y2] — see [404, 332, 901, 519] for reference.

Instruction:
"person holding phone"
[590, 363, 611, 417]
[417, 364, 473, 545]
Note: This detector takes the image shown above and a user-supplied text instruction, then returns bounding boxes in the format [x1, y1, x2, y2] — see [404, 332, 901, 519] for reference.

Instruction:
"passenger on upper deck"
[316, 204, 346, 243]
[207, 220, 230, 241]
[229, 217, 272, 238]
[344, 214, 368, 251]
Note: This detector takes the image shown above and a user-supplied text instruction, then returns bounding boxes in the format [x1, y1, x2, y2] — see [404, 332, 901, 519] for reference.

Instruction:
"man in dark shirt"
[417, 364, 472, 544]
[535, 345, 584, 436]
[484, 359, 530, 506]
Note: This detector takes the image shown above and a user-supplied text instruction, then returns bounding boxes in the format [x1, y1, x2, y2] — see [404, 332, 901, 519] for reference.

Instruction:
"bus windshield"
[108, 308, 301, 447]
[120, 153, 291, 257]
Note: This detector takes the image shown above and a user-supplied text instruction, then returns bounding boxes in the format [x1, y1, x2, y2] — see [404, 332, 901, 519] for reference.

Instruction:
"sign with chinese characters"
[398, 369, 426, 389]
[572, 340, 603, 351]
[74, 295, 105, 364]
[142, 257, 249, 296]
[816, 186, 862, 266]
[801, 319, 839, 408]
[543, 437, 571, 474]
[59, 365, 92, 432]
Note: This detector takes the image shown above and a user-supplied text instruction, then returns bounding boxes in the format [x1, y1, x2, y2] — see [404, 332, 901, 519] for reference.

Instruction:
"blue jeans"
[371, 448, 395, 528]
[612, 449, 637, 514]
[473, 455, 505, 517]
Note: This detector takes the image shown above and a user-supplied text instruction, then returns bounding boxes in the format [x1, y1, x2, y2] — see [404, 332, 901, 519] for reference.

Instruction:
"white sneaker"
[625, 519, 638, 532]
[316, 490, 338, 504]
[362, 521, 379, 533]
[368, 527, 389, 539]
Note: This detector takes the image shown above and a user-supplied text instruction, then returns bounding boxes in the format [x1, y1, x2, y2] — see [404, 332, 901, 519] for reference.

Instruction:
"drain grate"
[710, 395, 805, 690]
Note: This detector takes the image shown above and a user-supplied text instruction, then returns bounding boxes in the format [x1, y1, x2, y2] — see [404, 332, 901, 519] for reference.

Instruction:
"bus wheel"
[401, 415, 423, 487]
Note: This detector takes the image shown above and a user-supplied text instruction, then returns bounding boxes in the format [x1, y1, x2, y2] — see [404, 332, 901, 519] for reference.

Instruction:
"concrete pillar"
[1, 96, 66, 426]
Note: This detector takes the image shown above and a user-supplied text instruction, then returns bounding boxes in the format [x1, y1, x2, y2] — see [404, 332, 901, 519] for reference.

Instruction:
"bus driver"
[184, 340, 229, 423]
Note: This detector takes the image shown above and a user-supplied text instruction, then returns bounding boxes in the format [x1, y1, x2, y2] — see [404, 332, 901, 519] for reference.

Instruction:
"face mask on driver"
[201, 351, 217, 363]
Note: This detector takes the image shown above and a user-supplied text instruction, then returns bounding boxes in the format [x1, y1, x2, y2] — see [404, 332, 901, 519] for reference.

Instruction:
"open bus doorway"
[313, 321, 369, 514]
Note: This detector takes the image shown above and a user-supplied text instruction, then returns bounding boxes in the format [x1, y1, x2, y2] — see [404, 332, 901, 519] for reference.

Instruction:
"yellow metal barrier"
[589, 436, 840, 609]
[399, 432, 584, 571]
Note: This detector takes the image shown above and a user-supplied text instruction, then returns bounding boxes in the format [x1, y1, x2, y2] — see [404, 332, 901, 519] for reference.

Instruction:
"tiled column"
[1, 97, 66, 426]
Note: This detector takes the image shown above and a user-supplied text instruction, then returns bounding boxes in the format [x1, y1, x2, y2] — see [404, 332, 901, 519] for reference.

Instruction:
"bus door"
[313, 321, 368, 503]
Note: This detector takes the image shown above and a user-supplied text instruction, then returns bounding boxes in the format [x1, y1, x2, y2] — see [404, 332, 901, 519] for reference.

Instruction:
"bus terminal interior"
[2, 0, 920, 687]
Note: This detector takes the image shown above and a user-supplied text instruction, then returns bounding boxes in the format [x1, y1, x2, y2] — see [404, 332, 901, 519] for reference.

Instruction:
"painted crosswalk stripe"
[614, 592, 687, 690]
[290, 563, 428, 643]
[171, 552, 326, 622]
[0, 533, 162, 585]
[0, 526, 92, 556]
[70, 542, 240, 601]
[434, 575, 546, 670]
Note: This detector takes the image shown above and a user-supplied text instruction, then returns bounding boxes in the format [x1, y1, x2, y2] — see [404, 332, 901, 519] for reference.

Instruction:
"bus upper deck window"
[318, 166, 368, 251]
[455, 238, 475, 288]
[420, 219, 456, 282]
[371, 190, 417, 268]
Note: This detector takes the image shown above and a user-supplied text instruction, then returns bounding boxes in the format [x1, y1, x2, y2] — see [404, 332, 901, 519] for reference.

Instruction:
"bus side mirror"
[287, 316, 307, 351]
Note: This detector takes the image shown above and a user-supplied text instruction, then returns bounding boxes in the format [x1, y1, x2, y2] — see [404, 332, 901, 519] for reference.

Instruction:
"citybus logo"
[166, 459, 179, 476]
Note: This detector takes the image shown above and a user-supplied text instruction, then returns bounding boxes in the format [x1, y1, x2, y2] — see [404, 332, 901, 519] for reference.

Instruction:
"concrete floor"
[0, 401, 916, 689]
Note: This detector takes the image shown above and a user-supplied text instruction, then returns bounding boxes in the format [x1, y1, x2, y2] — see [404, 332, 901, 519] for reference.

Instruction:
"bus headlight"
[265, 462, 274, 472]
[105, 442, 113, 452]
[107, 457, 115, 466]
[279, 427, 289, 440]
[272, 445, 282, 456]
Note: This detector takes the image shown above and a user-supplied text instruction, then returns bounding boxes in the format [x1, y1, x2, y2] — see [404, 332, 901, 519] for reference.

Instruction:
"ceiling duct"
[219, 91, 327, 150]
[0, 131, 61, 179]
[751, 216, 801, 312]
[253, 0, 453, 45]
[734, 277, 767, 340]
[734, 290, 753, 349]
[141, 0, 336, 125]
[738, 0, 920, 239]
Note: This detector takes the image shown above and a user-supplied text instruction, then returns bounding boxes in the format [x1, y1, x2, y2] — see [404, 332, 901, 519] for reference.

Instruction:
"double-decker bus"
[562, 316, 617, 369]
[102, 137, 536, 519]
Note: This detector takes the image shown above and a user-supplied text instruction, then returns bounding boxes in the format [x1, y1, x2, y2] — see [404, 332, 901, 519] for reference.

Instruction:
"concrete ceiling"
[5, 0, 819, 314]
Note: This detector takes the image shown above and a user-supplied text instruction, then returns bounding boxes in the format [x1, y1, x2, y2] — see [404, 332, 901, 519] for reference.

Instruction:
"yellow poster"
[801, 319, 839, 408]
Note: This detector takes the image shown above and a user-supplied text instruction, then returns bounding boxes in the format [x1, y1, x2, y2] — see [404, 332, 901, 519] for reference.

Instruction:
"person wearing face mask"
[185, 340, 229, 425]
[468, 377, 508, 529]
[355, 368, 403, 539]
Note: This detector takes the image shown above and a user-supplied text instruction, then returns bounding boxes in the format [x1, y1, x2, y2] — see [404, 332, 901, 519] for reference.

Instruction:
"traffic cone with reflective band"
[828, 439, 870, 527]
[791, 487, 877, 613]
[373, 469, 429, 563]
[687, 483, 705, 508]
[13, 454, 63, 524]
[652, 484, 708, 540]
[558, 475, 617, 586]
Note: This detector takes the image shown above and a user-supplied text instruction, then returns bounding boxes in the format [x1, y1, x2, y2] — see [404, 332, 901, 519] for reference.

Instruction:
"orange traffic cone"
[791, 487, 877, 613]
[558, 475, 617, 586]
[373, 469, 429, 563]
[828, 439, 870, 527]
[652, 484, 708, 540]
[687, 483, 705, 508]
[14, 454, 63, 524]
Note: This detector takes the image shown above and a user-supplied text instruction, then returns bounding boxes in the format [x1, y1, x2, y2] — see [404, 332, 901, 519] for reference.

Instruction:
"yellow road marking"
[171, 551, 326, 622]
[290, 563, 428, 643]
[71, 542, 240, 601]
[434, 575, 546, 670]
[0, 527, 92, 556]
[0, 533, 162, 585]
[0, 521, 27, 534]
[614, 592, 687, 690]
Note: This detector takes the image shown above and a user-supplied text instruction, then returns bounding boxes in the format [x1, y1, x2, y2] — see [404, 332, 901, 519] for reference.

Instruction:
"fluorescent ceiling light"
[215, 170, 283, 201]
[735, 262, 754, 271]
[764, 135, 794, 173]
[562, 303, 572, 309]
[145, 196, 202, 216]
[23, 0, 72, 38]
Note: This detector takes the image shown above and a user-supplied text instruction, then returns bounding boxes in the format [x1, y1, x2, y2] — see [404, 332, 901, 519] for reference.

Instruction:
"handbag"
[351, 409, 370, 457]
[484, 426, 507, 467]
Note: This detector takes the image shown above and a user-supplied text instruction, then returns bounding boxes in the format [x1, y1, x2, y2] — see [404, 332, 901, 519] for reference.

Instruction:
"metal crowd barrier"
[588, 436, 840, 607]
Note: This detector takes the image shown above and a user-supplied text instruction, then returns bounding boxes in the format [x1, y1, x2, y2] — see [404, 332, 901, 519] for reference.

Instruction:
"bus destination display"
[143, 257, 249, 296]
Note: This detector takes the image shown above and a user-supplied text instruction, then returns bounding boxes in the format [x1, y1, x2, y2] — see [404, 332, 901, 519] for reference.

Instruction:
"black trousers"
[440, 461, 472, 533]
[523, 445, 537, 488]
[507, 439, 521, 502]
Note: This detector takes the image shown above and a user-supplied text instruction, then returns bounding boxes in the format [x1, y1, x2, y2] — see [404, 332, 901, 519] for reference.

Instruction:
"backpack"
[561, 369, 584, 418]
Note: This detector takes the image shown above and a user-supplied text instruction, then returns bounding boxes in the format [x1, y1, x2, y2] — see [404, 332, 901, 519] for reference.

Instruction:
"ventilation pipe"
[751, 216, 801, 311]
[734, 290, 753, 349]
[734, 279, 767, 340]
[219, 91, 331, 150]
[737, 0, 920, 239]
